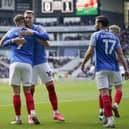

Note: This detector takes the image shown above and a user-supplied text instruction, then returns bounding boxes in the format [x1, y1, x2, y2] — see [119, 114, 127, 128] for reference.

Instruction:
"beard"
[25, 22, 32, 28]
[95, 28, 99, 32]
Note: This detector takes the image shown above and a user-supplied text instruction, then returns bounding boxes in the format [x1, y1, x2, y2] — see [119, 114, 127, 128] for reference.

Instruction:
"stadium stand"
[120, 28, 129, 56]
[0, 55, 9, 78]
[0, 0, 128, 80]
[56, 58, 81, 73]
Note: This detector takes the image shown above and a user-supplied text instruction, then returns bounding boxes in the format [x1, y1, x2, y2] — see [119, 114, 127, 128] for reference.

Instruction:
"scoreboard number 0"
[41, 0, 53, 13]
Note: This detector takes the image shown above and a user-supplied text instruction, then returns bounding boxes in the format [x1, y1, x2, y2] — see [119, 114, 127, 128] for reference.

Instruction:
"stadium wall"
[100, 0, 124, 28]
[100, 11, 124, 28]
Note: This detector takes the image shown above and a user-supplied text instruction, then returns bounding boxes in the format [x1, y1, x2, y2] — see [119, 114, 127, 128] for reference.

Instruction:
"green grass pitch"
[0, 80, 129, 129]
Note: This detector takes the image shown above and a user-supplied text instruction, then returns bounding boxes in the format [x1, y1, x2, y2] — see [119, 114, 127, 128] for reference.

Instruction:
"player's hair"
[24, 10, 34, 15]
[96, 15, 109, 27]
[109, 24, 121, 34]
[13, 14, 25, 25]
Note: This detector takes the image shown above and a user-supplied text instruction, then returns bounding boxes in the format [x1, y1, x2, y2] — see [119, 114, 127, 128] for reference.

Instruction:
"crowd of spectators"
[0, 55, 10, 64]
[0, 54, 74, 79]
[48, 57, 71, 68]
[1, 15, 129, 79]
[0, 18, 13, 26]
[0, 64, 9, 78]
[120, 27, 129, 57]
[64, 34, 91, 41]
[0, 55, 9, 78]
[0, 16, 95, 27]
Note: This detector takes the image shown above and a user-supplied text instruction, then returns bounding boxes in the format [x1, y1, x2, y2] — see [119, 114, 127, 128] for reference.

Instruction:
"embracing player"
[20, 10, 64, 122]
[1, 14, 40, 124]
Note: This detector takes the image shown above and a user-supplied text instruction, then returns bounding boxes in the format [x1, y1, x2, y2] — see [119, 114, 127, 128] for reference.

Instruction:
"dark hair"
[24, 10, 34, 15]
[13, 14, 25, 24]
[96, 15, 109, 27]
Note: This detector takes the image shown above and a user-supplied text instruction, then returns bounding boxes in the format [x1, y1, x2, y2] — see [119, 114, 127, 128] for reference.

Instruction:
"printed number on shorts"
[46, 71, 52, 77]
[103, 39, 116, 54]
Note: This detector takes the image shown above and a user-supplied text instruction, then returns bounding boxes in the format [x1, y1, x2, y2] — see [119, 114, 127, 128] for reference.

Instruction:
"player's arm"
[0, 33, 8, 47]
[33, 31, 49, 40]
[36, 39, 50, 47]
[116, 47, 129, 80]
[11, 37, 26, 44]
[33, 25, 50, 41]
[2, 37, 26, 47]
[34, 26, 50, 46]
[0, 29, 18, 47]
[81, 46, 94, 72]
[81, 32, 96, 72]
[20, 29, 50, 40]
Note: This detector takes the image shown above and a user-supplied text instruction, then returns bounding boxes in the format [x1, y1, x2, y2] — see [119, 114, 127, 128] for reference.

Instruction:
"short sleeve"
[6, 30, 12, 38]
[89, 32, 98, 46]
[115, 37, 121, 49]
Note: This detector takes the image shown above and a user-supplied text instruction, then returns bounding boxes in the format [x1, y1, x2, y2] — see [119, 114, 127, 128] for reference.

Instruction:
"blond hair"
[109, 25, 121, 35]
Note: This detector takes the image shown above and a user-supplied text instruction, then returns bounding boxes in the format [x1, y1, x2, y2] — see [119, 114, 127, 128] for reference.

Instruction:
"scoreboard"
[40, 0, 98, 17]
[41, 0, 73, 13]
[0, 0, 98, 17]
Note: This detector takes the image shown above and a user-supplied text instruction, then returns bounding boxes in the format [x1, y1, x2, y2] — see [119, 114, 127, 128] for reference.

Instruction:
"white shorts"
[96, 70, 122, 90]
[9, 62, 32, 86]
[32, 62, 53, 85]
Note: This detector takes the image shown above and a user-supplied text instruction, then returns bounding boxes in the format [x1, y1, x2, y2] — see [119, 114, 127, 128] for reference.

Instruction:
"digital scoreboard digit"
[41, 0, 53, 13]
[62, 0, 73, 13]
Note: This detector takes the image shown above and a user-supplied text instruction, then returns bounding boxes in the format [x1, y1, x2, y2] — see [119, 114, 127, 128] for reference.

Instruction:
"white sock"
[53, 110, 59, 114]
[30, 110, 36, 117]
[16, 115, 21, 121]
[28, 115, 31, 119]
[114, 103, 118, 108]
[99, 108, 104, 113]
[107, 116, 114, 123]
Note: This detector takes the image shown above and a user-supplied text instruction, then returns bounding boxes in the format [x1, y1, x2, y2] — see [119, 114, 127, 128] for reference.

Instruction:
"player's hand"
[37, 39, 50, 47]
[11, 37, 26, 44]
[124, 71, 129, 80]
[81, 63, 85, 72]
[20, 29, 34, 36]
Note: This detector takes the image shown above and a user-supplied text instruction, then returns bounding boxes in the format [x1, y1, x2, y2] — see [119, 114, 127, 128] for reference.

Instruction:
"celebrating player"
[20, 10, 64, 122]
[1, 14, 41, 124]
[99, 25, 123, 120]
[81, 15, 129, 128]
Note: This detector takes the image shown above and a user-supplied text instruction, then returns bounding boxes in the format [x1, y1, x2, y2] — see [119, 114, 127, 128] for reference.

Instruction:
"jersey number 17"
[103, 39, 116, 54]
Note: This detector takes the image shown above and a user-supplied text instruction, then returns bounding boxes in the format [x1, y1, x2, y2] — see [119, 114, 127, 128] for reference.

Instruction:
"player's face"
[24, 13, 34, 28]
[110, 30, 120, 37]
[95, 19, 100, 31]
[116, 32, 120, 37]
[109, 29, 120, 37]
